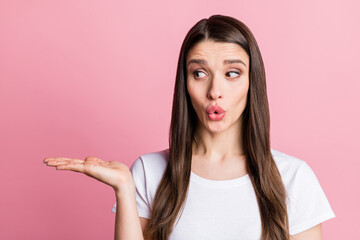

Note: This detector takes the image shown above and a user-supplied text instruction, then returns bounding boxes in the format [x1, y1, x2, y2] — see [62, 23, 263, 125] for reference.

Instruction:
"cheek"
[187, 90, 205, 120]
[232, 84, 249, 110]
[239, 85, 249, 100]
[188, 92, 202, 110]
[187, 83, 202, 107]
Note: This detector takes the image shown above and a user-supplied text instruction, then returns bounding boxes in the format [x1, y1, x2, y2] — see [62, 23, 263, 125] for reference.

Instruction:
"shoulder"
[270, 148, 309, 185]
[130, 148, 169, 201]
[270, 148, 320, 195]
[131, 148, 169, 174]
[271, 148, 305, 169]
[270, 148, 324, 192]
[270, 148, 336, 235]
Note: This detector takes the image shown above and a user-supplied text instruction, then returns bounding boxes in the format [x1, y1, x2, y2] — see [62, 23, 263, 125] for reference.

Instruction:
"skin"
[186, 39, 322, 239]
[186, 39, 249, 180]
[43, 39, 322, 239]
[43, 157, 144, 239]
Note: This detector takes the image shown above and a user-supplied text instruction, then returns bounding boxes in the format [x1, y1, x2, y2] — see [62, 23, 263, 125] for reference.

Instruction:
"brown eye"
[226, 71, 240, 78]
[193, 70, 206, 78]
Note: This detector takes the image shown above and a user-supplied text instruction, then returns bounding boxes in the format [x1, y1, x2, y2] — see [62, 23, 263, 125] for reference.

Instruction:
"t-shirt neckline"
[190, 171, 251, 188]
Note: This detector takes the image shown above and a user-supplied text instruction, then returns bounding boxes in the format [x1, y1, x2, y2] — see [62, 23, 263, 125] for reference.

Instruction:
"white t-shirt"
[112, 148, 335, 239]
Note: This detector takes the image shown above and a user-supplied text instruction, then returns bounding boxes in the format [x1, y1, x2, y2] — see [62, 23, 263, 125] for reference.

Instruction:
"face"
[186, 39, 250, 134]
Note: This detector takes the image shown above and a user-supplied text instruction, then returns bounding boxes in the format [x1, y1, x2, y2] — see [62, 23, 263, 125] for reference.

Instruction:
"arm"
[140, 218, 149, 233]
[43, 156, 145, 240]
[114, 177, 144, 240]
[290, 224, 322, 240]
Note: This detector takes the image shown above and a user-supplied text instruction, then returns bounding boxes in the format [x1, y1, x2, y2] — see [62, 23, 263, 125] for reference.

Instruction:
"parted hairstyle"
[143, 14, 290, 240]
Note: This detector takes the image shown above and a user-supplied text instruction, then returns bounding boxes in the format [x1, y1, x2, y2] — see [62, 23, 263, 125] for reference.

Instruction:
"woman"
[44, 15, 335, 240]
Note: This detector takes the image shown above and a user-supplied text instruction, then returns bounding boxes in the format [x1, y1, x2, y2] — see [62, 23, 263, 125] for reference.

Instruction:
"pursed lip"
[206, 105, 225, 114]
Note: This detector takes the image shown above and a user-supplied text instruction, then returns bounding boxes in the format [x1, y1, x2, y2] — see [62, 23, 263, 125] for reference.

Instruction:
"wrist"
[114, 175, 136, 199]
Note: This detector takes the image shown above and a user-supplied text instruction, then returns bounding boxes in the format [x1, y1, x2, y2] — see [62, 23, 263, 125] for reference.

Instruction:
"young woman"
[44, 15, 335, 240]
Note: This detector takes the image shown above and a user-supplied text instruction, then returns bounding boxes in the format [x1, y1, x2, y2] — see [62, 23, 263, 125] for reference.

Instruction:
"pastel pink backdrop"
[0, 0, 358, 239]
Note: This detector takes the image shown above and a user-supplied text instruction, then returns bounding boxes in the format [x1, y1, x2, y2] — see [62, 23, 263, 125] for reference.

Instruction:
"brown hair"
[143, 14, 290, 240]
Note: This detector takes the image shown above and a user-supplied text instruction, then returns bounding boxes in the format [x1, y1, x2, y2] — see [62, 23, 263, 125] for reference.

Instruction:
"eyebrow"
[187, 59, 247, 67]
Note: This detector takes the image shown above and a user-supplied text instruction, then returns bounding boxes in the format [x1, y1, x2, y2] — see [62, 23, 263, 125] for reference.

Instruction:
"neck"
[192, 118, 245, 162]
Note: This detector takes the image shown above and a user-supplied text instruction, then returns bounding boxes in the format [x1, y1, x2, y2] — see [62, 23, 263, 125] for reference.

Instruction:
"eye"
[193, 70, 207, 79]
[226, 71, 240, 78]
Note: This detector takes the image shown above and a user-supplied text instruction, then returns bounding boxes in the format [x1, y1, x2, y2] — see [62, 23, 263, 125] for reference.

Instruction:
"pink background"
[0, 0, 358, 239]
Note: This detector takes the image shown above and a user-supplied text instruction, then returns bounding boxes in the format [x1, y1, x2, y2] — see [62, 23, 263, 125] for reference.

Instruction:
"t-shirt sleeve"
[111, 156, 151, 219]
[287, 161, 336, 235]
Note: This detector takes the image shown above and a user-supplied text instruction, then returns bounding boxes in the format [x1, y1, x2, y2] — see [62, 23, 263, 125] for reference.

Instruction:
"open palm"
[43, 157, 132, 191]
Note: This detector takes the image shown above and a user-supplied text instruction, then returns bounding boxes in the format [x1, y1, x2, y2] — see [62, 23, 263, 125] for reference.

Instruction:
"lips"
[206, 105, 225, 114]
[206, 105, 225, 121]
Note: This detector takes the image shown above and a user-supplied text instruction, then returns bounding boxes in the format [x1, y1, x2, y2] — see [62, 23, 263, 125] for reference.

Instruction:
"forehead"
[186, 40, 249, 66]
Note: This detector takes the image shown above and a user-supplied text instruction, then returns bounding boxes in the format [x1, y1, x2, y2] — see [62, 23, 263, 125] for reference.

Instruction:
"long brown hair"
[143, 14, 290, 240]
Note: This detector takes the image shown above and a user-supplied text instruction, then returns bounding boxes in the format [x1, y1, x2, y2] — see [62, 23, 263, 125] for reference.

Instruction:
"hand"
[43, 156, 134, 193]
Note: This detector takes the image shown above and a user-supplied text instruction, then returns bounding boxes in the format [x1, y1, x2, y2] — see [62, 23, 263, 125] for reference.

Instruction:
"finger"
[45, 161, 84, 168]
[100, 160, 110, 166]
[56, 163, 85, 172]
[55, 159, 84, 164]
[52, 157, 84, 162]
[84, 157, 103, 162]
[46, 160, 82, 166]
[44, 157, 84, 163]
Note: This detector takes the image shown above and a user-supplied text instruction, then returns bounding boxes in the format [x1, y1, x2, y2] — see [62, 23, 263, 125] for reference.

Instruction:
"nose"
[206, 74, 223, 100]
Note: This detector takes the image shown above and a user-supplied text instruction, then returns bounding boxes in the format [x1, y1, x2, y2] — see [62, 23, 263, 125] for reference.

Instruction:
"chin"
[206, 123, 228, 133]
